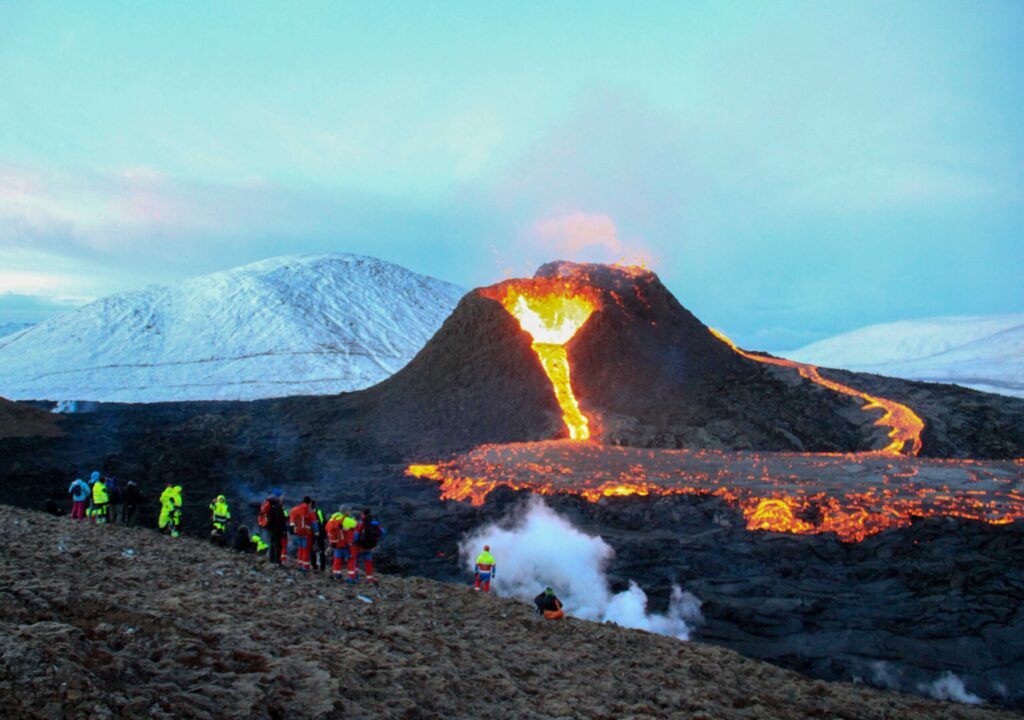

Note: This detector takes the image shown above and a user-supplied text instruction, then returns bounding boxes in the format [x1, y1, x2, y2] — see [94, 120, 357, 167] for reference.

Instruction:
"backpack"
[357, 522, 381, 549]
[258, 500, 272, 528]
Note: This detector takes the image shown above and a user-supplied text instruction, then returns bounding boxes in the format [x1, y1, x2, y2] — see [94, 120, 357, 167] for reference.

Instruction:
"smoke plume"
[459, 497, 702, 640]
[919, 672, 984, 705]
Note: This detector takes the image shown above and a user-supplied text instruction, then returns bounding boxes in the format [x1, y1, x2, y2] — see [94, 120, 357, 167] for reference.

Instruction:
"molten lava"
[481, 279, 597, 440]
[708, 328, 924, 456]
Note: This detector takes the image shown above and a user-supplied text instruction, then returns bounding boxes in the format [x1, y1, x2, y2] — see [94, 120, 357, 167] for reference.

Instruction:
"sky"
[1, 1, 1022, 349]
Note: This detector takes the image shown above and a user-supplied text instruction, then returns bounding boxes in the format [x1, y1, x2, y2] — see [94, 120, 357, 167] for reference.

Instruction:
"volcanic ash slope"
[0, 506, 1016, 720]
[0, 254, 464, 403]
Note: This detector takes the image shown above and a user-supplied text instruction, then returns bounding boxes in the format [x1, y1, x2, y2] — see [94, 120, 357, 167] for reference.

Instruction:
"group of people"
[67, 474, 566, 612]
[67, 472, 142, 525]
[254, 490, 384, 583]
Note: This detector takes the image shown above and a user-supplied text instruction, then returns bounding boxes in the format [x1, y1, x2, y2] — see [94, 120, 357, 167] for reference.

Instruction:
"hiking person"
[258, 489, 287, 565]
[158, 484, 183, 537]
[347, 509, 384, 584]
[288, 496, 319, 573]
[474, 545, 496, 593]
[90, 471, 109, 524]
[105, 476, 122, 525]
[325, 509, 354, 580]
[123, 480, 141, 526]
[68, 476, 90, 520]
[210, 494, 231, 545]
[534, 587, 565, 620]
[309, 500, 328, 573]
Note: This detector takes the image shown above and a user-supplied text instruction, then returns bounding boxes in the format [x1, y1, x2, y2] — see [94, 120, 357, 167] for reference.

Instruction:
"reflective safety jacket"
[325, 513, 348, 547]
[210, 497, 230, 529]
[475, 550, 496, 574]
[92, 480, 109, 506]
[160, 485, 183, 510]
[288, 502, 318, 538]
[251, 533, 268, 552]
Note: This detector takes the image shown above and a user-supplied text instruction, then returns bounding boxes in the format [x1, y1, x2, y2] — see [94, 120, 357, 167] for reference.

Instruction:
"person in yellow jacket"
[158, 484, 183, 538]
[90, 471, 109, 525]
[209, 494, 230, 543]
[474, 545, 496, 593]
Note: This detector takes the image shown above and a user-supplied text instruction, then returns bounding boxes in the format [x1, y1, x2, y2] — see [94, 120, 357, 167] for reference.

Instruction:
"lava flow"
[709, 328, 924, 456]
[480, 278, 597, 440]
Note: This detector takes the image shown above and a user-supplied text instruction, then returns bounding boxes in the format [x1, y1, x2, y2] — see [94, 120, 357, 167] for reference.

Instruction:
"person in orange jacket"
[324, 509, 354, 580]
[288, 496, 320, 573]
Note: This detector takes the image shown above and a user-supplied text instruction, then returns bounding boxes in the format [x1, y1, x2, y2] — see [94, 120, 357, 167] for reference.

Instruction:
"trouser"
[93, 502, 108, 524]
[281, 534, 288, 564]
[108, 504, 121, 525]
[71, 500, 86, 520]
[269, 533, 284, 565]
[124, 504, 139, 527]
[311, 537, 326, 572]
[544, 609, 565, 620]
[347, 547, 375, 583]
[332, 546, 350, 579]
[474, 571, 492, 593]
[294, 534, 312, 572]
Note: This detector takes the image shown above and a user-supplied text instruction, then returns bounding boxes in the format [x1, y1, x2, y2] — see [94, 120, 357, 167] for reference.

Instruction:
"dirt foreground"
[0, 505, 1017, 720]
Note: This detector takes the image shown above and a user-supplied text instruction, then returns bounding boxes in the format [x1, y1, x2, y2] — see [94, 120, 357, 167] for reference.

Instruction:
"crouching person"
[534, 587, 565, 620]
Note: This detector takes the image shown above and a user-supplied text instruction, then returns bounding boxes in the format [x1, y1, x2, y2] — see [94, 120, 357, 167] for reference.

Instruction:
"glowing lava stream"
[484, 282, 596, 440]
[708, 328, 924, 457]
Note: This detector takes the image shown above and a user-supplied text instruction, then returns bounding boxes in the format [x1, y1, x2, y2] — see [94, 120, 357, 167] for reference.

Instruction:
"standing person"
[68, 476, 90, 520]
[123, 481, 141, 526]
[158, 484, 183, 537]
[474, 545, 496, 593]
[209, 494, 231, 545]
[325, 510, 351, 580]
[347, 509, 384, 584]
[105, 476, 122, 525]
[534, 588, 565, 620]
[90, 471, 109, 525]
[309, 500, 327, 573]
[258, 490, 287, 566]
[288, 496, 319, 573]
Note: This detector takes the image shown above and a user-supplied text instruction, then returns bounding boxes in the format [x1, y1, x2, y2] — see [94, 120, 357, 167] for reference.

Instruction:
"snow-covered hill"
[0, 322, 33, 338]
[0, 255, 465, 402]
[784, 315, 1024, 398]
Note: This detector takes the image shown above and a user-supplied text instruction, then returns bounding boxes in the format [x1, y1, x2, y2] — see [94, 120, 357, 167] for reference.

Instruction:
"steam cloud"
[459, 497, 702, 639]
[919, 672, 984, 705]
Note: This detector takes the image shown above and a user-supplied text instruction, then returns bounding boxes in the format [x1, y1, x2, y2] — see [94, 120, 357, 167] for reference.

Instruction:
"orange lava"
[406, 444, 1024, 542]
[481, 278, 597, 440]
[708, 328, 924, 456]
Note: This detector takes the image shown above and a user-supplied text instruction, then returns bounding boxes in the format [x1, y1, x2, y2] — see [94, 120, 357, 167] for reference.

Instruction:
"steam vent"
[360, 261, 924, 455]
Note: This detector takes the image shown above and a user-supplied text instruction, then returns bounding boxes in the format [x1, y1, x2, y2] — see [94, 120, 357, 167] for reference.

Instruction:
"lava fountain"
[480, 278, 597, 440]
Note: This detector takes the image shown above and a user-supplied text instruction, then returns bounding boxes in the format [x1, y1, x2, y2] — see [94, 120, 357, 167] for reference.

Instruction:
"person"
[325, 510, 352, 580]
[534, 588, 565, 620]
[158, 484, 183, 537]
[259, 489, 287, 565]
[105, 476, 122, 525]
[209, 494, 231, 545]
[348, 509, 384, 584]
[251, 530, 269, 555]
[123, 480, 141, 526]
[288, 496, 319, 573]
[90, 471, 109, 524]
[474, 545, 496, 593]
[309, 500, 327, 573]
[68, 476, 90, 520]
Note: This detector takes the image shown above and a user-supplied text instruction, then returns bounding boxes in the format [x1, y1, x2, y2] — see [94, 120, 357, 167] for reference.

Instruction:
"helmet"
[217, 495, 226, 502]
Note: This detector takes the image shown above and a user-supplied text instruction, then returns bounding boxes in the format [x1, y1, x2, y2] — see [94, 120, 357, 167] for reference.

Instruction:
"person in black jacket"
[123, 481, 142, 526]
[534, 587, 565, 620]
[262, 490, 287, 565]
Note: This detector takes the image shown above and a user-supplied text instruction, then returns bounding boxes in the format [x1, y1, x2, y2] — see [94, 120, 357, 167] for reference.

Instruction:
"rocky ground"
[0, 505, 1019, 720]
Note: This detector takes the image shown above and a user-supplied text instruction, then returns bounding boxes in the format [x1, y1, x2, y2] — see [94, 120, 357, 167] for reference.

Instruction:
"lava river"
[410, 270, 1021, 542]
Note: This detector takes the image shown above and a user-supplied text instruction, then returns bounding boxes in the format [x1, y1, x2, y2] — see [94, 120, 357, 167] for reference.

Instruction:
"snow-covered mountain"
[0, 322, 33, 338]
[784, 315, 1024, 398]
[0, 255, 465, 403]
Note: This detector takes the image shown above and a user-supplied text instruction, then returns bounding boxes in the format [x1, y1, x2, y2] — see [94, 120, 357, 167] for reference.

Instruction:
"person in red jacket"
[288, 496, 320, 573]
[324, 509, 354, 580]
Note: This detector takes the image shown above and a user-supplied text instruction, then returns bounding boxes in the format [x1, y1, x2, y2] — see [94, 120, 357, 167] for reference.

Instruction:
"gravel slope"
[0, 506, 1017, 720]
